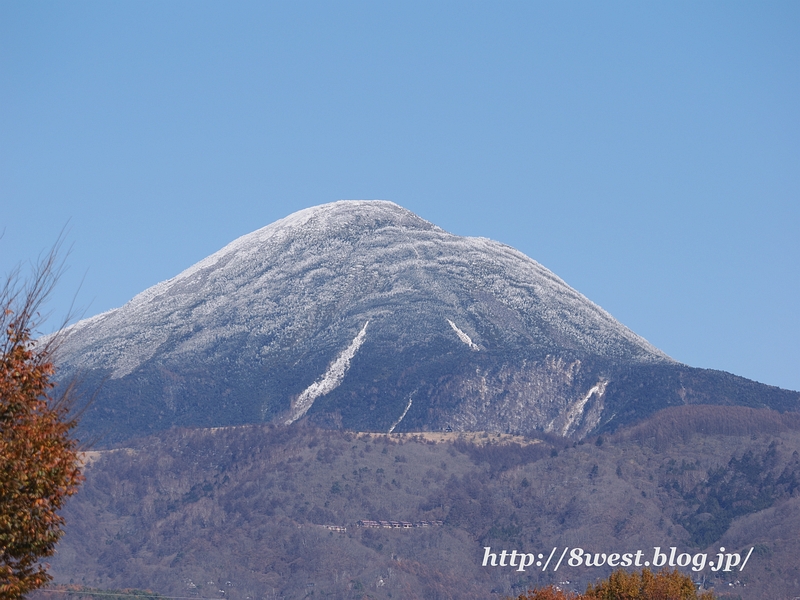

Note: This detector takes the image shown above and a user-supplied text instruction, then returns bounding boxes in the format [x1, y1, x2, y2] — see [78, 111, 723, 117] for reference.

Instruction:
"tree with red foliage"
[1, 247, 83, 599]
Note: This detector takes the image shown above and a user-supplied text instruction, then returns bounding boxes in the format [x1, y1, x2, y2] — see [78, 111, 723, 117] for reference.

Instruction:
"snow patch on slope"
[448, 319, 479, 351]
[388, 393, 415, 434]
[558, 379, 608, 437]
[285, 321, 369, 424]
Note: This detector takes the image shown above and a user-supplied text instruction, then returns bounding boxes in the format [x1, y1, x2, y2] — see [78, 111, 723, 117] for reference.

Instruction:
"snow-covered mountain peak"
[54, 201, 699, 441]
[138, 200, 439, 298]
[211, 200, 439, 261]
[266, 200, 441, 236]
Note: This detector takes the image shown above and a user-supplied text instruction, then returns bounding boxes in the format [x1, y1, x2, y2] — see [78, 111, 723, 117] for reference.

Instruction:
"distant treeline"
[614, 405, 800, 448]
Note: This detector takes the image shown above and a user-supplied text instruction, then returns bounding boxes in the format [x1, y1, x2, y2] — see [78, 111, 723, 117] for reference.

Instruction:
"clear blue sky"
[1, 2, 798, 391]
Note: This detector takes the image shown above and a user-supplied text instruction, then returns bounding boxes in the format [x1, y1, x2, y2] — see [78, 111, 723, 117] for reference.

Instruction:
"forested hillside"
[44, 406, 800, 600]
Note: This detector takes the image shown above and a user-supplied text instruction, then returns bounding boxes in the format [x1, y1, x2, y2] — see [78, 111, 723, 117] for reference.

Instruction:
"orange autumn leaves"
[1, 254, 83, 600]
[515, 568, 715, 600]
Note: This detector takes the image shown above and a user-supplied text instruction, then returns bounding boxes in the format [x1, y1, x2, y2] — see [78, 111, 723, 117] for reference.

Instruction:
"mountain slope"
[44, 413, 800, 600]
[53, 201, 798, 443]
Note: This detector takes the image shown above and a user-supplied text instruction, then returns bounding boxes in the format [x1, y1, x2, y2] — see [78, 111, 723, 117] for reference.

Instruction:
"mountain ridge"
[52, 201, 797, 444]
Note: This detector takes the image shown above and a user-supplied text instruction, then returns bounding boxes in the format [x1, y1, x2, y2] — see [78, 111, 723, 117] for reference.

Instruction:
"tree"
[514, 568, 716, 600]
[585, 568, 715, 600]
[1, 245, 83, 599]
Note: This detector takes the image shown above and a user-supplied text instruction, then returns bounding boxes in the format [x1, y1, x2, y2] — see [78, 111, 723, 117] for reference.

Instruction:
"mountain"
[54, 201, 799, 444]
[42, 410, 800, 600]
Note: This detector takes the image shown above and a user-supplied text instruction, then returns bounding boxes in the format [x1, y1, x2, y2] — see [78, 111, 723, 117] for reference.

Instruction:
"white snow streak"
[388, 393, 414, 434]
[285, 321, 369, 424]
[448, 319, 479, 351]
[560, 379, 608, 436]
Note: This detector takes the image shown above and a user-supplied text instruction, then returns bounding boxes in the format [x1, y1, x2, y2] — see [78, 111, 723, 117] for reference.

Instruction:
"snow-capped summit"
[55, 201, 797, 443]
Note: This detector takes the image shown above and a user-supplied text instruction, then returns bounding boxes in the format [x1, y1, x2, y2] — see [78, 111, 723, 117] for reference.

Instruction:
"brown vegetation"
[0, 248, 83, 599]
[40, 410, 800, 599]
[613, 405, 800, 449]
[515, 568, 715, 599]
